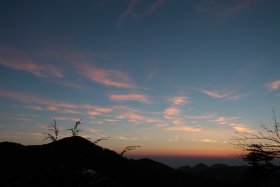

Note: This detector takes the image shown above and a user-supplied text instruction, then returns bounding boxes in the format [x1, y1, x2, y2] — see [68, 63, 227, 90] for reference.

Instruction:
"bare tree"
[67, 120, 82, 136]
[93, 137, 110, 144]
[43, 119, 59, 142]
[120, 146, 140, 157]
[231, 108, 280, 159]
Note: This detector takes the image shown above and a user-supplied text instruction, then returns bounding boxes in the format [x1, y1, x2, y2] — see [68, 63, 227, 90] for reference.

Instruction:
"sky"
[1, 0, 280, 164]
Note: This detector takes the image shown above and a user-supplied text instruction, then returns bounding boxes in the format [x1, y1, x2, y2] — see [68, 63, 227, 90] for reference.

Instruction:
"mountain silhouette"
[1, 136, 280, 187]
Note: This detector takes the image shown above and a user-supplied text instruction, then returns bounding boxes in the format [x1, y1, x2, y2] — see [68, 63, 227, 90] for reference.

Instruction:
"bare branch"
[230, 108, 280, 160]
[93, 137, 110, 144]
[120, 146, 141, 157]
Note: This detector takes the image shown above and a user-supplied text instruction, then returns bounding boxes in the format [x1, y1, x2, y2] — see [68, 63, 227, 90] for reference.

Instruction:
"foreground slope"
[0, 136, 214, 187]
[1, 136, 279, 187]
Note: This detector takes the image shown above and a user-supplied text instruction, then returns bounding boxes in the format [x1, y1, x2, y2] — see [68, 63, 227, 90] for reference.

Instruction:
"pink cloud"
[54, 117, 81, 122]
[213, 117, 229, 125]
[87, 106, 113, 116]
[27, 106, 44, 111]
[166, 126, 201, 133]
[266, 80, 280, 91]
[117, 112, 145, 123]
[0, 47, 63, 78]
[200, 90, 229, 99]
[163, 107, 180, 118]
[0, 90, 78, 111]
[77, 63, 135, 88]
[116, 110, 161, 124]
[232, 124, 254, 132]
[109, 94, 149, 103]
[60, 109, 82, 114]
[171, 96, 189, 105]
[198, 89, 249, 100]
[186, 114, 215, 120]
[210, 116, 238, 125]
[191, 138, 217, 143]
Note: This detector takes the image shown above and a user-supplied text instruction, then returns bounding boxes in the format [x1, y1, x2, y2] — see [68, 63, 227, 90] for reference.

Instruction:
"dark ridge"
[210, 163, 228, 168]
[1, 136, 280, 187]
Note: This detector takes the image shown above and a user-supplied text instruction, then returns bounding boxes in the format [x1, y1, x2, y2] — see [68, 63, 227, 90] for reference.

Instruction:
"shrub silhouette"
[43, 119, 59, 142]
[67, 120, 82, 136]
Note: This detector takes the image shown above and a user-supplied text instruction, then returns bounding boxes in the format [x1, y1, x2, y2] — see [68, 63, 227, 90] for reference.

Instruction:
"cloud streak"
[166, 126, 201, 133]
[194, 0, 257, 23]
[163, 107, 180, 119]
[210, 115, 254, 133]
[266, 80, 280, 91]
[171, 96, 189, 105]
[0, 47, 63, 78]
[116, 111, 161, 124]
[0, 90, 113, 116]
[186, 114, 216, 120]
[109, 94, 149, 103]
[191, 138, 217, 143]
[118, 0, 167, 27]
[198, 89, 249, 100]
[77, 62, 135, 88]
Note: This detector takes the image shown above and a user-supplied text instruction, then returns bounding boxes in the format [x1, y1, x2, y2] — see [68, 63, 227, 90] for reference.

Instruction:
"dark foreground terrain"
[1, 136, 279, 187]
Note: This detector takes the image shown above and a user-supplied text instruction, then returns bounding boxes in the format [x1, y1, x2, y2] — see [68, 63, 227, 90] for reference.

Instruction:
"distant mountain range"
[1, 136, 279, 187]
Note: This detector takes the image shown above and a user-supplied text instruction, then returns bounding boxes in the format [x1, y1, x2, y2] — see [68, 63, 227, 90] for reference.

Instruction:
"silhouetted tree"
[68, 120, 82, 136]
[93, 137, 110, 144]
[120, 145, 140, 157]
[43, 119, 59, 142]
[231, 108, 280, 160]
[242, 144, 274, 168]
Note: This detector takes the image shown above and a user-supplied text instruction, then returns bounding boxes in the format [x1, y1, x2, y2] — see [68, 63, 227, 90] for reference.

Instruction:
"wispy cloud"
[191, 138, 217, 143]
[198, 89, 249, 100]
[163, 107, 180, 119]
[114, 136, 130, 141]
[186, 113, 216, 120]
[166, 126, 202, 133]
[232, 124, 254, 132]
[117, 112, 144, 122]
[0, 113, 37, 122]
[143, 0, 167, 16]
[118, 0, 167, 27]
[27, 106, 44, 111]
[116, 111, 160, 124]
[87, 106, 113, 116]
[48, 79, 85, 89]
[0, 47, 63, 78]
[0, 90, 77, 109]
[109, 94, 149, 103]
[210, 116, 238, 125]
[200, 90, 230, 99]
[194, 0, 257, 24]
[0, 90, 114, 117]
[210, 115, 254, 133]
[77, 62, 135, 88]
[54, 117, 81, 122]
[171, 96, 189, 105]
[265, 80, 280, 92]
[119, 0, 141, 27]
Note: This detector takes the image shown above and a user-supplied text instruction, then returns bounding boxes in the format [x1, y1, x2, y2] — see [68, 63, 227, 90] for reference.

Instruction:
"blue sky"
[0, 0, 280, 158]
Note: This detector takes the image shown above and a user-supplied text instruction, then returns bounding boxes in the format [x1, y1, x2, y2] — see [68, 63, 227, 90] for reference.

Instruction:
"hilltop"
[1, 136, 279, 187]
